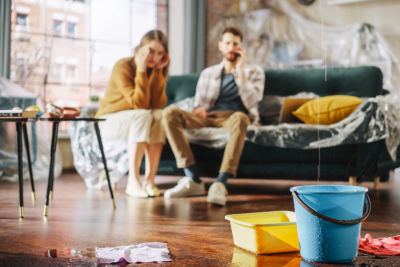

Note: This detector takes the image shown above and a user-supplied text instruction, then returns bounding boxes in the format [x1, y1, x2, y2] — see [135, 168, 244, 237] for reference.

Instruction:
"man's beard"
[224, 52, 238, 62]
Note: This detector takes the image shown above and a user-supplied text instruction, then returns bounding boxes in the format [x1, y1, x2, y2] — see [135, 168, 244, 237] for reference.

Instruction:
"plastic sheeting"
[213, 1, 400, 93]
[69, 107, 128, 189]
[70, 94, 399, 189]
[248, 99, 386, 148]
[0, 78, 62, 181]
[174, 96, 396, 158]
[375, 94, 400, 161]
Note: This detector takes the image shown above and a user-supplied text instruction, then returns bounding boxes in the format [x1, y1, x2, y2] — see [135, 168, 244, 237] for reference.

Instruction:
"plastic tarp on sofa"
[68, 92, 400, 189]
[172, 95, 400, 162]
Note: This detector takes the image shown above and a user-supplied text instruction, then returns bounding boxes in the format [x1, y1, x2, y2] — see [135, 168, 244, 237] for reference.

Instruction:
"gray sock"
[183, 165, 202, 184]
[215, 172, 231, 185]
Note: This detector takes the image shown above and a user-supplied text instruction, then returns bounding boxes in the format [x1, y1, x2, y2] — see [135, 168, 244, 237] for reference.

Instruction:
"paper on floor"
[96, 242, 172, 264]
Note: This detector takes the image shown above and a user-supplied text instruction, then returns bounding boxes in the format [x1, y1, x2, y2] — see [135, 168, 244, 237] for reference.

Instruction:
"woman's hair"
[135, 29, 169, 74]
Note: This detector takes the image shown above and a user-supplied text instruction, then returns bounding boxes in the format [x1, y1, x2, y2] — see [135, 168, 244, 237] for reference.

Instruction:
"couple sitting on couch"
[95, 27, 265, 206]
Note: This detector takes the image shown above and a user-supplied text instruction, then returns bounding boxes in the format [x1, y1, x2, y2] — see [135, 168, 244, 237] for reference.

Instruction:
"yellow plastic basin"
[225, 211, 300, 254]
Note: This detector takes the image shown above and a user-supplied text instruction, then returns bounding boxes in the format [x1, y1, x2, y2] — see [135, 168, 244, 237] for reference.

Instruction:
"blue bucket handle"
[292, 191, 371, 225]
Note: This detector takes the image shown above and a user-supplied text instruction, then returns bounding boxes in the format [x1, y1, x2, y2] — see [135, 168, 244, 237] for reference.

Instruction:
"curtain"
[183, 0, 205, 74]
[0, 0, 11, 78]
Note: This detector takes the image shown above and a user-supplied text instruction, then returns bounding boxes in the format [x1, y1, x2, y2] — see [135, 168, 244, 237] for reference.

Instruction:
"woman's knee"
[152, 109, 163, 120]
[135, 109, 153, 120]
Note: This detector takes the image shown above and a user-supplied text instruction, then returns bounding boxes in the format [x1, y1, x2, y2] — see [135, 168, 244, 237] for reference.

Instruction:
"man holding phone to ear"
[162, 27, 265, 206]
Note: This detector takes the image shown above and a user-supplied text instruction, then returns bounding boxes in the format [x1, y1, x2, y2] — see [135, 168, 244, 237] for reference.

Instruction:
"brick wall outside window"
[157, 0, 168, 35]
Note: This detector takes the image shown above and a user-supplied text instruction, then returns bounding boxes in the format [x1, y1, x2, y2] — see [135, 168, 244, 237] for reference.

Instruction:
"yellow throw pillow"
[292, 95, 363, 125]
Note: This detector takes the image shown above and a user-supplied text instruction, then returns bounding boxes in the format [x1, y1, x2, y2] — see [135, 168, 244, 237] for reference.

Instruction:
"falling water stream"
[317, 0, 328, 182]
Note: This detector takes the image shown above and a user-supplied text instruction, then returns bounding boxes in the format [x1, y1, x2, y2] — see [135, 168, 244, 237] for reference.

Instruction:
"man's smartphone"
[233, 52, 241, 61]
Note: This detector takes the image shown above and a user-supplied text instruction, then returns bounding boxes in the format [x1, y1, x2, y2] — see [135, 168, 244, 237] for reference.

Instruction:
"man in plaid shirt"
[162, 27, 265, 206]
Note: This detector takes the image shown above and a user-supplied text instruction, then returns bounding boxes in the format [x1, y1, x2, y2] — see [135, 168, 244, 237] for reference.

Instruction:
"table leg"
[49, 122, 60, 199]
[16, 122, 24, 218]
[44, 121, 59, 217]
[94, 121, 116, 209]
[22, 123, 36, 201]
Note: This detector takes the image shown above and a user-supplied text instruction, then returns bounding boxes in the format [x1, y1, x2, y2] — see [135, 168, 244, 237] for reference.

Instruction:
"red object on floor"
[359, 234, 400, 255]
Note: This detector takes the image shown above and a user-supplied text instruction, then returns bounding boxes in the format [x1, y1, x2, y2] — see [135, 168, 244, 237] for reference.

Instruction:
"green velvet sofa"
[157, 66, 399, 185]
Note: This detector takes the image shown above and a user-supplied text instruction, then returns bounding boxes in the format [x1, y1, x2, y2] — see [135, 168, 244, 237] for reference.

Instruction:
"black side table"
[0, 117, 36, 218]
[39, 117, 116, 216]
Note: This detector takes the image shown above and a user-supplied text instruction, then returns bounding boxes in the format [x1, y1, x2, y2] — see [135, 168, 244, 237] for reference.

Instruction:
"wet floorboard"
[1, 171, 400, 266]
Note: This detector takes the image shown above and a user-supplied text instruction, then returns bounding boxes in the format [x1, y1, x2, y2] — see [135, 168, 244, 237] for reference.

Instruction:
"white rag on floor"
[95, 242, 172, 264]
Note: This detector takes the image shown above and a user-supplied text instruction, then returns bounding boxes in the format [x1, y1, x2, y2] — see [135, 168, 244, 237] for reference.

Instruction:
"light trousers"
[162, 106, 250, 176]
[99, 109, 165, 144]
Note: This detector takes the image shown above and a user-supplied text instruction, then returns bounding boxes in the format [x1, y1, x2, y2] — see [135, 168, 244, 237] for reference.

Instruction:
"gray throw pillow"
[258, 95, 283, 125]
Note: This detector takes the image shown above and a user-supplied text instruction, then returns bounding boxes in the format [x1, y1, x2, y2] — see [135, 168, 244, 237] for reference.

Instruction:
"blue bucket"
[290, 185, 371, 263]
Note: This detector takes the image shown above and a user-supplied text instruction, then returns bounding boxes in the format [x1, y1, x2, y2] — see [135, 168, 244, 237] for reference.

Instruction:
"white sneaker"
[207, 182, 228, 206]
[144, 185, 160, 197]
[126, 184, 148, 198]
[164, 177, 206, 198]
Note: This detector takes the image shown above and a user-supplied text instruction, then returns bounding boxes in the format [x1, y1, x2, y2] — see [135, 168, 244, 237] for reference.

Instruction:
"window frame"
[16, 13, 28, 26]
[53, 19, 63, 36]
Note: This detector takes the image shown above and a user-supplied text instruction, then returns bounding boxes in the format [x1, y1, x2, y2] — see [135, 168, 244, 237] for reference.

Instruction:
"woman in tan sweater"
[96, 30, 169, 198]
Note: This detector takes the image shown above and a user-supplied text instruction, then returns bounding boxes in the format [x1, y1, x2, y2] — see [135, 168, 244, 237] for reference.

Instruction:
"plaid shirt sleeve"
[193, 65, 221, 110]
[235, 65, 265, 123]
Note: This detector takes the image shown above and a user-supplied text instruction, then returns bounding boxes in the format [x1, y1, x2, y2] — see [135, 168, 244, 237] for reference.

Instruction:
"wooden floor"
[1, 171, 400, 266]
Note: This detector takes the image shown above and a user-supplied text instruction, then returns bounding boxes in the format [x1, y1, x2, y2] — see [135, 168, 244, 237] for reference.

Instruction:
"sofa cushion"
[166, 74, 199, 106]
[258, 95, 283, 125]
[292, 95, 362, 124]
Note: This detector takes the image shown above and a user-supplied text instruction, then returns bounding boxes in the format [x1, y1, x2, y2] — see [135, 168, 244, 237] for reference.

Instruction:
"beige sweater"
[96, 57, 167, 117]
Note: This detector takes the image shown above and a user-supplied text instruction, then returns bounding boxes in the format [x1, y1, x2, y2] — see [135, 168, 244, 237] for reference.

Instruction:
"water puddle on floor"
[70, 247, 97, 259]
[46, 247, 98, 266]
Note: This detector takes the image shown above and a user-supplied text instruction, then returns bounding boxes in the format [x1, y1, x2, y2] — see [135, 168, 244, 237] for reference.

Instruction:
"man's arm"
[234, 64, 265, 124]
[233, 47, 264, 111]
[193, 67, 219, 116]
[193, 71, 208, 117]
[236, 65, 265, 111]
[234, 47, 248, 85]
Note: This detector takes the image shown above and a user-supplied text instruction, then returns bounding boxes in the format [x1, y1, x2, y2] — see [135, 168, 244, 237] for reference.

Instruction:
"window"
[16, 13, 27, 26]
[53, 20, 62, 35]
[52, 63, 63, 80]
[10, 0, 167, 114]
[67, 22, 76, 37]
[66, 65, 77, 81]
